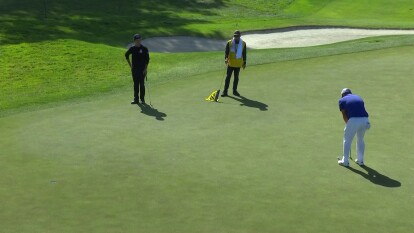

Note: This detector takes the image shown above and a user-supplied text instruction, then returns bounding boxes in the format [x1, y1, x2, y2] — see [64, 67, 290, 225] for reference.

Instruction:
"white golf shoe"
[337, 158, 349, 167]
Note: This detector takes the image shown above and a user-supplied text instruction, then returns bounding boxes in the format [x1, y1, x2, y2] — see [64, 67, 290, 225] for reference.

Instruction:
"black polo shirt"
[125, 45, 150, 70]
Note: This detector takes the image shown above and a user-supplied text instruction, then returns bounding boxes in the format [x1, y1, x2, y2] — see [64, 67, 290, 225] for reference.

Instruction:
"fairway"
[1, 46, 413, 233]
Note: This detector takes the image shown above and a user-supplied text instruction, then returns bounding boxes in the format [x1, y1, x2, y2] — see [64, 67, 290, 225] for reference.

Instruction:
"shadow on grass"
[346, 165, 401, 188]
[0, 0, 225, 46]
[228, 95, 268, 111]
[136, 103, 166, 121]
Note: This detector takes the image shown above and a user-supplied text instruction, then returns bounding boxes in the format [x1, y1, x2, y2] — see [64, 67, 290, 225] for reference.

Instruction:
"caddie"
[221, 30, 247, 97]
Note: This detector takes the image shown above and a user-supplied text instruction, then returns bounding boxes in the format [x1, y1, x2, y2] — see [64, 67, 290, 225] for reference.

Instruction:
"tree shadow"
[136, 103, 166, 121]
[346, 165, 401, 188]
[228, 95, 268, 111]
[0, 0, 225, 46]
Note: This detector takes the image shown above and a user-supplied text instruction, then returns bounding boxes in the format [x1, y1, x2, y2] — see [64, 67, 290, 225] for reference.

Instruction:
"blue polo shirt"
[338, 94, 369, 118]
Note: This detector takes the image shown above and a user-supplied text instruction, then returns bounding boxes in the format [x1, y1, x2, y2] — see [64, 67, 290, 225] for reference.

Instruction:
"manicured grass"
[2, 35, 414, 116]
[1, 0, 413, 46]
[286, 0, 414, 28]
[1, 45, 413, 233]
[0, 40, 129, 111]
[1, 0, 414, 232]
[2, 0, 414, 115]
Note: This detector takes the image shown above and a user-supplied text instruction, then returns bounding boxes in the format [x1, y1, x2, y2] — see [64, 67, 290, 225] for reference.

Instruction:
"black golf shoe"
[131, 99, 138, 104]
[354, 159, 365, 166]
[221, 92, 228, 97]
[233, 90, 241, 96]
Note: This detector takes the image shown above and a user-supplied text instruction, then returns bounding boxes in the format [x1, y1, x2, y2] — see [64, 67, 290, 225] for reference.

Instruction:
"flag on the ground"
[205, 90, 220, 102]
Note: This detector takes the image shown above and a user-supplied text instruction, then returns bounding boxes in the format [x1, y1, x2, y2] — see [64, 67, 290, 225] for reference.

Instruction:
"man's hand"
[126, 58, 132, 70]
[225, 58, 228, 65]
[242, 62, 246, 69]
[341, 110, 348, 123]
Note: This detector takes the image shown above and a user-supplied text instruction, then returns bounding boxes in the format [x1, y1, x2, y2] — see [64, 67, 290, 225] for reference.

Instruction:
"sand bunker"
[141, 28, 414, 53]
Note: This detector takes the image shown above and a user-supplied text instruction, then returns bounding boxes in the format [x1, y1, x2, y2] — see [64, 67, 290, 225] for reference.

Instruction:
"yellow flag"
[205, 90, 219, 102]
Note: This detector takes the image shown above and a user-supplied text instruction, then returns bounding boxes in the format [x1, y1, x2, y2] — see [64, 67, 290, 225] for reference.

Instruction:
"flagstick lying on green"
[205, 90, 220, 102]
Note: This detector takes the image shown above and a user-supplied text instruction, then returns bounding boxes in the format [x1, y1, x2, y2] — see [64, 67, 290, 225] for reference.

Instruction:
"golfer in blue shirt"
[338, 88, 370, 167]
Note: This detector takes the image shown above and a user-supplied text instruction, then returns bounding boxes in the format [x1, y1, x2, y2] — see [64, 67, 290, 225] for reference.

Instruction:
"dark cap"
[133, 34, 142, 40]
[341, 88, 352, 96]
[233, 30, 241, 36]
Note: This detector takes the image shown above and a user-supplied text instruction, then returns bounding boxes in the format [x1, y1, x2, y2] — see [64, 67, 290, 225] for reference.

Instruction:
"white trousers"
[342, 117, 370, 163]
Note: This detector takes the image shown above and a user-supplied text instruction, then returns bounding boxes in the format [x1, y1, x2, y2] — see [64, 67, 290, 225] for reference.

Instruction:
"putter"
[337, 147, 352, 162]
[145, 73, 153, 107]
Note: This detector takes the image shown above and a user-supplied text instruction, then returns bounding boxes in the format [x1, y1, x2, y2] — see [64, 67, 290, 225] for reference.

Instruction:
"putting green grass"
[1, 45, 413, 233]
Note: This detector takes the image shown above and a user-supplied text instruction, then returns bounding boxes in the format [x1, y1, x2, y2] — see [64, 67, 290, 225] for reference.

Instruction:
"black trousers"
[223, 66, 240, 93]
[132, 69, 145, 101]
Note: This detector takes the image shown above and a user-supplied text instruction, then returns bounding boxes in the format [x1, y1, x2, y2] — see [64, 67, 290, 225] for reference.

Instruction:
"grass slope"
[1, 0, 414, 115]
[0, 40, 129, 111]
[2, 35, 414, 116]
[1, 45, 413, 233]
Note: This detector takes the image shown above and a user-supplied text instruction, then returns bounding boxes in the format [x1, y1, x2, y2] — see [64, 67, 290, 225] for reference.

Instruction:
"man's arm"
[225, 42, 229, 64]
[242, 42, 247, 69]
[125, 49, 132, 69]
[144, 48, 150, 74]
[341, 109, 349, 123]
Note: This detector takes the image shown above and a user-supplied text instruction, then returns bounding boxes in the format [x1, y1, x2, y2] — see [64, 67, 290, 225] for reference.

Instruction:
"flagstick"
[215, 65, 228, 102]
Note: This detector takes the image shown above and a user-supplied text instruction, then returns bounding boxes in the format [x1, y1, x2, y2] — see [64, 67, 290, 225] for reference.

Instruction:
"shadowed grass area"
[0, 0, 225, 45]
[1, 0, 414, 46]
[1, 45, 413, 233]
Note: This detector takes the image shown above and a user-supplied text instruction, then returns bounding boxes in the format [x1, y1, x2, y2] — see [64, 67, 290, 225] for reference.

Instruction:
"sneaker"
[337, 158, 349, 167]
[355, 159, 365, 166]
[233, 90, 241, 96]
[131, 99, 138, 104]
[221, 92, 228, 97]
[141, 99, 146, 104]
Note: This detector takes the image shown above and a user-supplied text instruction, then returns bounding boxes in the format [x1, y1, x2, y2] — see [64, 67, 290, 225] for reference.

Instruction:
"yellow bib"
[227, 39, 245, 68]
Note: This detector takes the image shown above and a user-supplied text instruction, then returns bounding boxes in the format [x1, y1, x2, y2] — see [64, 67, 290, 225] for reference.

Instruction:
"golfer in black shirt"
[125, 34, 150, 104]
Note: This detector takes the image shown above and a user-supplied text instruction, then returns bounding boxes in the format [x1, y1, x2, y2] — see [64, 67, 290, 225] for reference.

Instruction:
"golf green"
[1, 45, 413, 233]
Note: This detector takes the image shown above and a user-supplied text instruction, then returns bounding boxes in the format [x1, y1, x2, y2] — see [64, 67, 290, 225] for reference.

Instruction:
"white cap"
[341, 88, 352, 95]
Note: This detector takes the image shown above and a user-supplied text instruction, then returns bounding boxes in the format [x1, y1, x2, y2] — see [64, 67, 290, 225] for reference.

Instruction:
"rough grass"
[2, 35, 414, 116]
[2, 0, 414, 115]
[1, 0, 414, 46]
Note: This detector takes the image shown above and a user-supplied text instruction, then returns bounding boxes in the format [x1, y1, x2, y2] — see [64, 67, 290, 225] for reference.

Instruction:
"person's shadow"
[136, 103, 167, 121]
[346, 165, 401, 188]
[228, 95, 268, 111]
